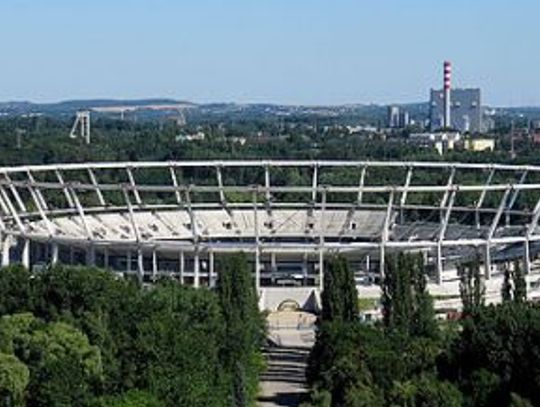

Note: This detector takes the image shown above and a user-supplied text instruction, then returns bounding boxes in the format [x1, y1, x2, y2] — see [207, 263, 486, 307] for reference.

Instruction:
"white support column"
[311, 165, 318, 202]
[137, 248, 144, 281]
[193, 250, 200, 288]
[319, 249, 324, 291]
[264, 165, 271, 203]
[319, 188, 327, 291]
[21, 239, 30, 269]
[357, 165, 367, 204]
[2, 236, 10, 267]
[179, 250, 185, 284]
[380, 190, 395, 279]
[524, 241, 531, 275]
[253, 189, 261, 292]
[209, 251, 215, 288]
[436, 243, 443, 285]
[151, 249, 158, 280]
[255, 249, 261, 292]
[51, 242, 59, 266]
[484, 244, 492, 280]
[365, 254, 370, 273]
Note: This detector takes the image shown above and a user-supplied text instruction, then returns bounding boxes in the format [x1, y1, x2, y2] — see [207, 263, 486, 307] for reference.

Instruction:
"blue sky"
[0, 0, 538, 106]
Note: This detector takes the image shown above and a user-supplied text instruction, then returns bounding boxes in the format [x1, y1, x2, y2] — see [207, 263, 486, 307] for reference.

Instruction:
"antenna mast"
[70, 110, 91, 144]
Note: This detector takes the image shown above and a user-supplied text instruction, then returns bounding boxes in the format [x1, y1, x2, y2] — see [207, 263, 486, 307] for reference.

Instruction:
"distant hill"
[0, 99, 196, 117]
[2, 98, 538, 123]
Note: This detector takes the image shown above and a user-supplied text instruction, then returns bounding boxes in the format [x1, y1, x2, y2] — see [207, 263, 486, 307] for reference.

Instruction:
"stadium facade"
[0, 160, 539, 309]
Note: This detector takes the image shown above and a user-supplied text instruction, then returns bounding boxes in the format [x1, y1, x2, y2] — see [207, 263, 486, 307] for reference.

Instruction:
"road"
[258, 311, 316, 407]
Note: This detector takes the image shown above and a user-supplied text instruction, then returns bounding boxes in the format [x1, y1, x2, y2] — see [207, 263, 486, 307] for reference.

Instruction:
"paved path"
[258, 312, 316, 407]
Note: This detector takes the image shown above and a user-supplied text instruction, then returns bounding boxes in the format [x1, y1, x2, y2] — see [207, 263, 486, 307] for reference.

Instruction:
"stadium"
[1, 160, 540, 310]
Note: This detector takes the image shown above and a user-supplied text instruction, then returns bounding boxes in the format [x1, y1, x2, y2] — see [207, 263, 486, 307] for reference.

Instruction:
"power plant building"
[430, 88, 483, 133]
[387, 106, 410, 128]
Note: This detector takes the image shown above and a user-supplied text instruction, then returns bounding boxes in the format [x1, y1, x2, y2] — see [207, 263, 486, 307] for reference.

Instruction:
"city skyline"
[1, 0, 539, 106]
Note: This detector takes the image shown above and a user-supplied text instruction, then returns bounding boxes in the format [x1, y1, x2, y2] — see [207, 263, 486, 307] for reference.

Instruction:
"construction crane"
[70, 111, 91, 144]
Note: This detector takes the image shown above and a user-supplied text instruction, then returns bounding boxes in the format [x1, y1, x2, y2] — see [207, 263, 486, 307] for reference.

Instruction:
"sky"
[0, 0, 538, 106]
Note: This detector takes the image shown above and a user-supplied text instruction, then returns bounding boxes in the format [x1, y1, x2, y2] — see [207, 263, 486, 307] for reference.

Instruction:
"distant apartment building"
[430, 88, 482, 133]
[387, 106, 410, 128]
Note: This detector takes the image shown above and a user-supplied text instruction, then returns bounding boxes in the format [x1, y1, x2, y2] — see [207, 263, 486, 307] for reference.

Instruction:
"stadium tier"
[1, 160, 540, 297]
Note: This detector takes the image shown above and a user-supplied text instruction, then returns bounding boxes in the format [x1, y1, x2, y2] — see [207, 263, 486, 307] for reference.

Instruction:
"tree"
[95, 390, 163, 407]
[458, 258, 485, 315]
[511, 260, 527, 303]
[0, 353, 29, 407]
[382, 253, 413, 333]
[216, 253, 264, 407]
[306, 322, 383, 407]
[0, 313, 103, 406]
[382, 253, 437, 339]
[410, 253, 438, 340]
[501, 265, 512, 303]
[321, 255, 358, 323]
[441, 304, 540, 406]
[135, 282, 229, 407]
[0, 265, 33, 317]
[389, 375, 462, 407]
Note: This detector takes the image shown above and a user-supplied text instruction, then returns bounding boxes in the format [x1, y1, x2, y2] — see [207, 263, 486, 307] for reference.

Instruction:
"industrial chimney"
[443, 61, 452, 129]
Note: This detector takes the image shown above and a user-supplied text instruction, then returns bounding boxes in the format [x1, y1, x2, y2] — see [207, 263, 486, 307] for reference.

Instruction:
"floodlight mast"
[69, 111, 91, 144]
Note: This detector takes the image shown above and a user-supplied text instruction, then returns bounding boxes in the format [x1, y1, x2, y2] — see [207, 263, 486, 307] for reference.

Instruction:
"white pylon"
[70, 111, 91, 144]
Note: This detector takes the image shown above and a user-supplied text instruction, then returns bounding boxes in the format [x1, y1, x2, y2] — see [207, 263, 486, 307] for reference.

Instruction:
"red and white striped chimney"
[443, 61, 452, 129]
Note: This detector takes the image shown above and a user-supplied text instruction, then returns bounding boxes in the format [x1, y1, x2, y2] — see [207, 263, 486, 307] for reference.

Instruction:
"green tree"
[0, 265, 33, 317]
[458, 258, 485, 315]
[216, 253, 264, 407]
[321, 255, 358, 323]
[136, 282, 229, 407]
[511, 260, 527, 303]
[95, 390, 163, 407]
[0, 313, 103, 406]
[410, 254, 438, 340]
[0, 353, 29, 407]
[382, 253, 437, 339]
[307, 322, 382, 407]
[501, 265, 512, 303]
